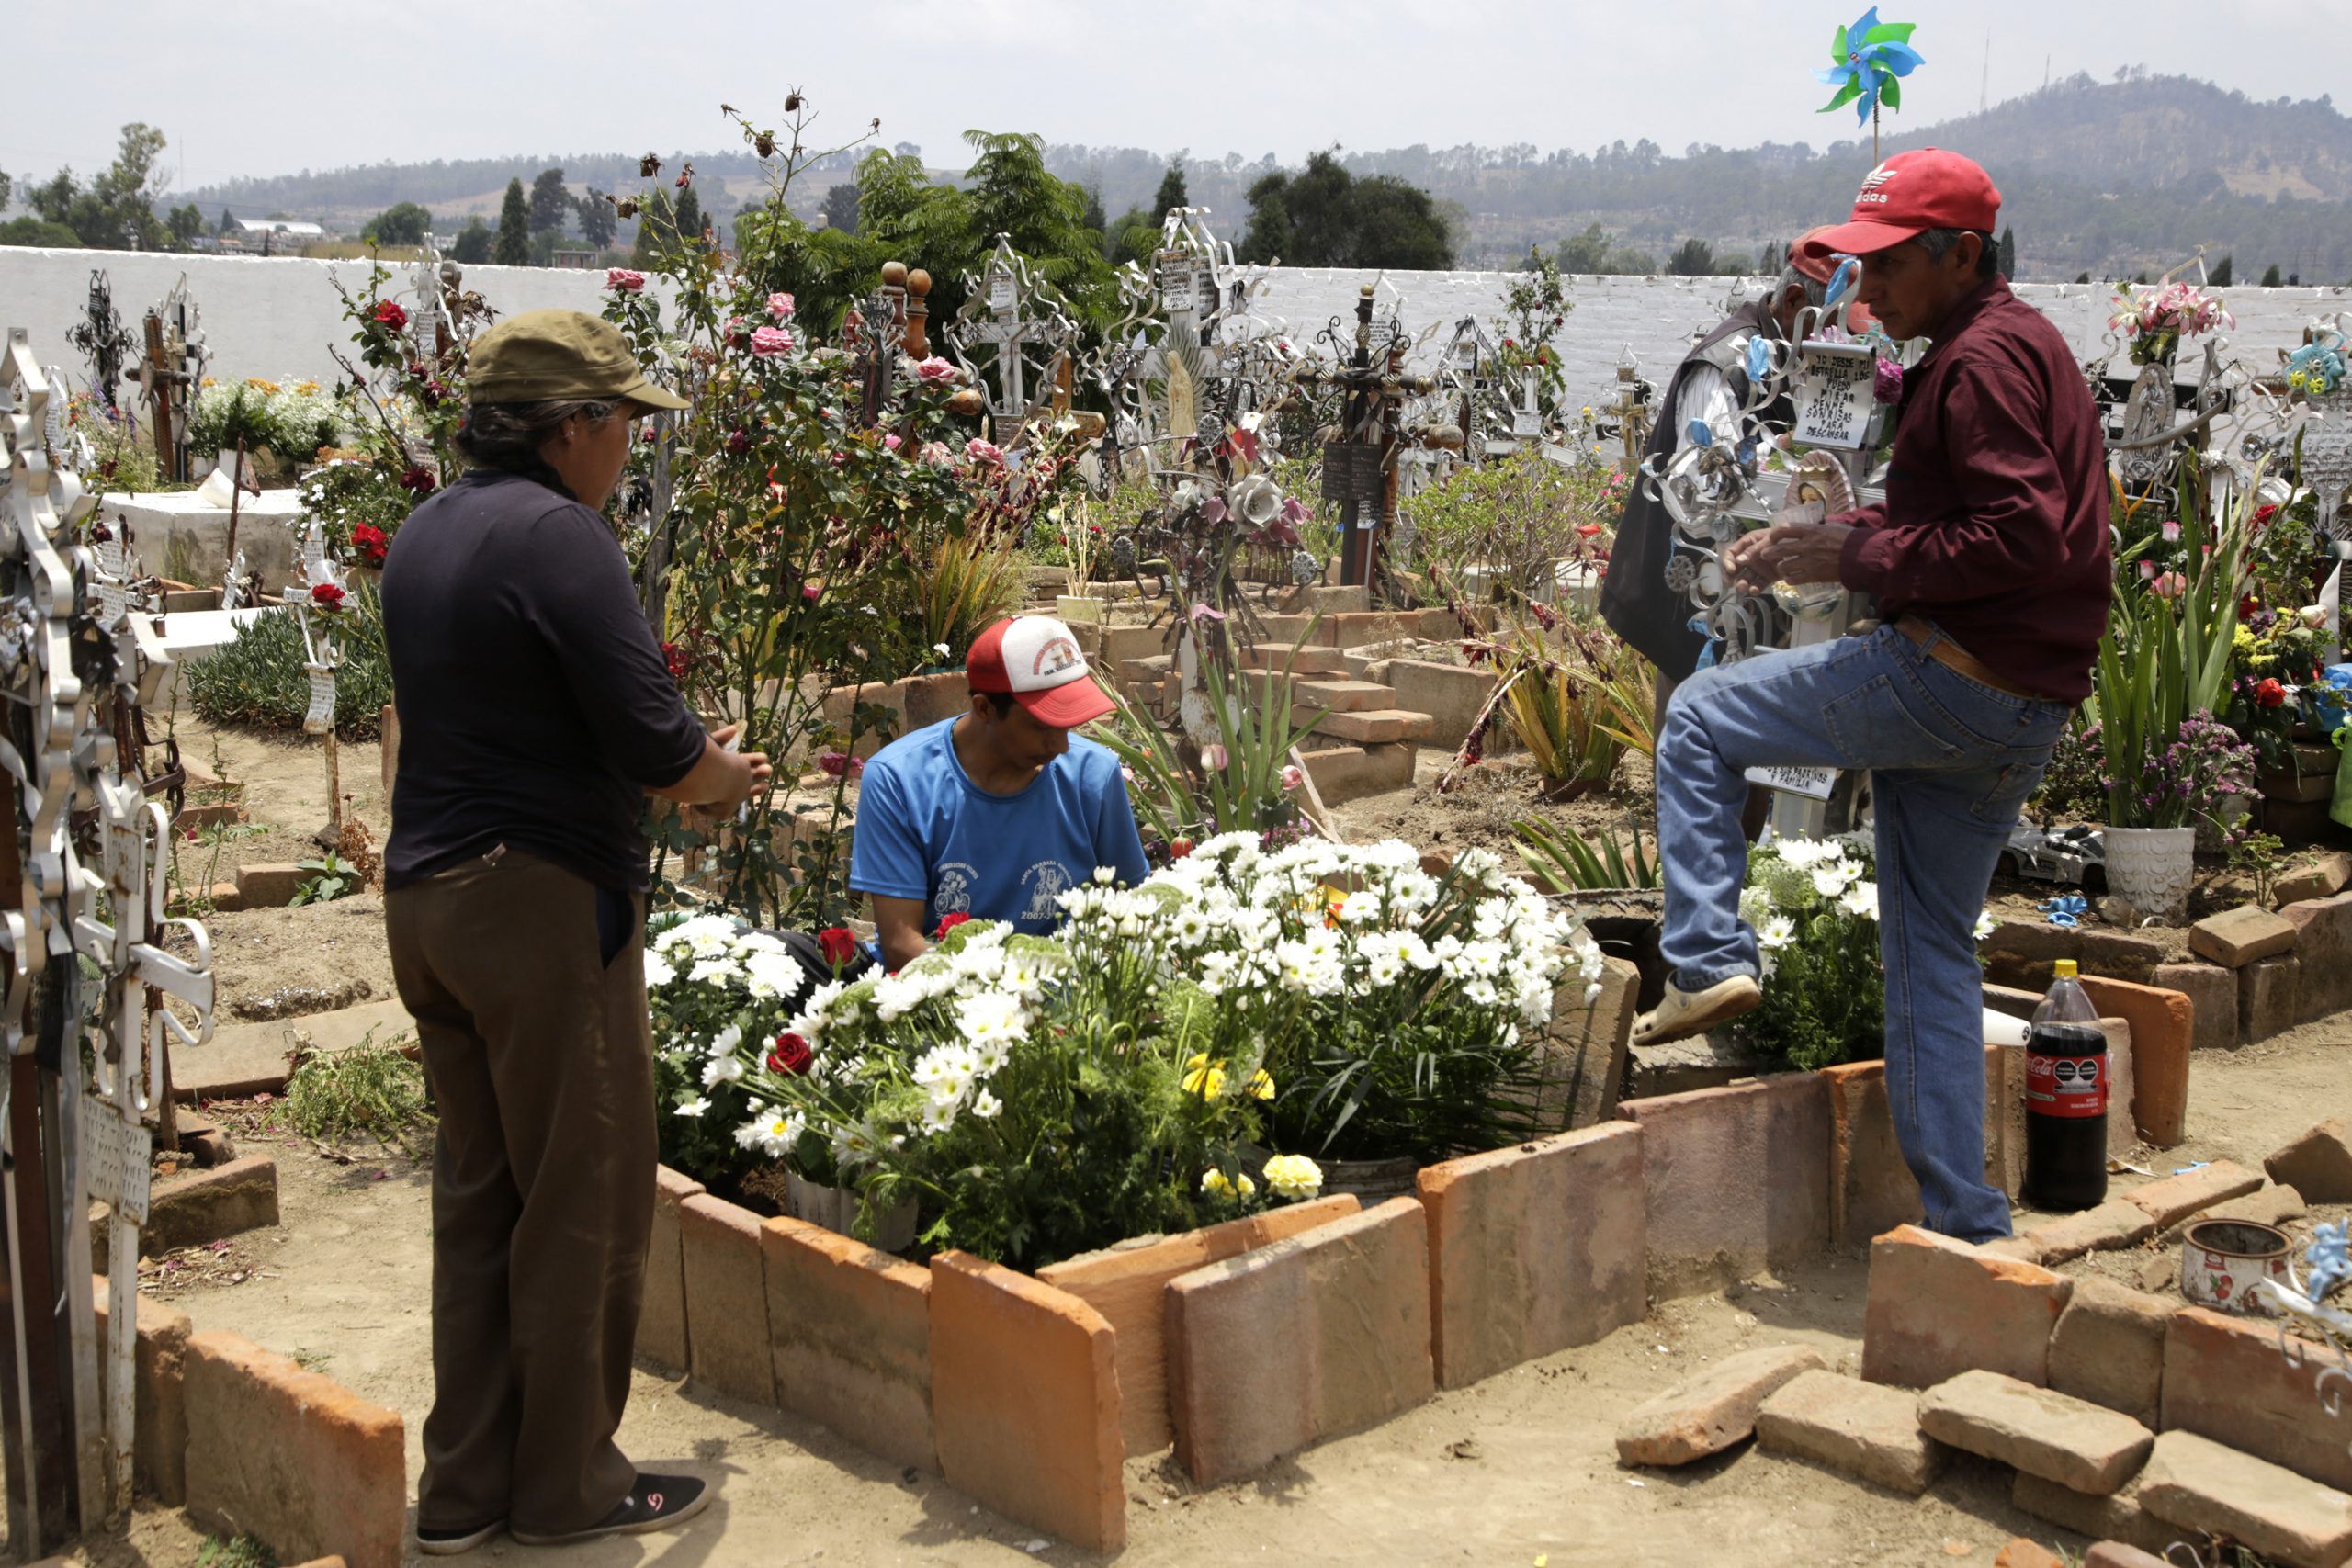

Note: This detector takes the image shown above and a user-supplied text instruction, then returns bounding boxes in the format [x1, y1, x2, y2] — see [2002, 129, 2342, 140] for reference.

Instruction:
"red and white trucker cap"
[1799, 148, 2002, 261]
[967, 615, 1115, 728]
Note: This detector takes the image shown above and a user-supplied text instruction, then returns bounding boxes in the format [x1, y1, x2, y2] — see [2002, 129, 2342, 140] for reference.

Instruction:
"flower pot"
[2178, 1218, 2293, 1317]
[1311, 1154, 1421, 1205]
[2102, 826, 2195, 919]
[1055, 594, 1105, 625]
[785, 1170, 917, 1252]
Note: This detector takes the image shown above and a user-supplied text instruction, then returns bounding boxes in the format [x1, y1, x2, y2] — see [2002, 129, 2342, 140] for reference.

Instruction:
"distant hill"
[182, 73, 2352, 282]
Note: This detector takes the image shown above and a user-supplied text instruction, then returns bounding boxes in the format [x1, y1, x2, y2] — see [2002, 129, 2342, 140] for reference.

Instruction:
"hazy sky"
[13, 0, 2346, 197]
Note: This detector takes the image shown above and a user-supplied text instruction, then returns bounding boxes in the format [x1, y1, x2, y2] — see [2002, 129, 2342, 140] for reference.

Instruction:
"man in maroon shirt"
[1632, 150, 2111, 1241]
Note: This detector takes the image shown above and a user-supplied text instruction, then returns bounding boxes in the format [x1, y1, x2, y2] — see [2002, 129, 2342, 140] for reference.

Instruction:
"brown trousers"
[386, 847, 654, 1535]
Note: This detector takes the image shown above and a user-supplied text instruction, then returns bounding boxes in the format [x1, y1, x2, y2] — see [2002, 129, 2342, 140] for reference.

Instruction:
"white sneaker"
[1632, 976, 1762, 1048]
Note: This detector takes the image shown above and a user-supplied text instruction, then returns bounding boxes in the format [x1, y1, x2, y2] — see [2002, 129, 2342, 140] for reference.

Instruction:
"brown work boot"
[1632, 976, 1762, 1048]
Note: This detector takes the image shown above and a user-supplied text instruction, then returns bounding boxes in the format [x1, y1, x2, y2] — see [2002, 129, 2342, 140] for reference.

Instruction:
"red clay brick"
[763, 1216, 936, 1472]
[2021, 1198, 2155, 1265]
[1755, 1369, 1948, 1495]
[2153, 962, 2236, 1050]
[638, 1166, 703, 1373]
[1616, 1344, 1826, 1467]
[679, 1193, 774, 1405]
[930, 1252, 1124, 1552]
[92, 1276, 191, 1504]
[1418, 1122, 1645, 1390]
[1618, 1073, 1831, 1298]
[182, 1330, 404, 1568]
[2048, 1278, 2176, 1430]
[2078, 976, 2192, 1148]
[2188, 906, 2298, 966]
[1994, 1541, 2068, 1568]
[2120, 1158, 2264, 1229]
[2082, 1545, 2171, 1568]
[2282, 889, 2352, 1021]
[2161, 1306, 2352, 1493]
[1862, 1224, 2073, 1389]
[1165, 1198, 1433, 1484]
[1918, 1369, 2154, 1495]
[1035, 1196, 1361, 1455]
[114, 1153, 279, 1258]
[2012, 1472, 2178, 1558]
[2267, 1117, 2352, 1203]
[2140, 1429, 2352, 1568]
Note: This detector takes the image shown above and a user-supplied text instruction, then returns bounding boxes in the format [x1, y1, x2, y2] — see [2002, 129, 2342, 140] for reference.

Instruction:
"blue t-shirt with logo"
[849, 718, 1152, 934]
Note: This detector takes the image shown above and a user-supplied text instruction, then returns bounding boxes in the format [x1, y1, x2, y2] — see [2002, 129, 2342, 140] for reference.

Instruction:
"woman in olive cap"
[382, 308, 766, 1549]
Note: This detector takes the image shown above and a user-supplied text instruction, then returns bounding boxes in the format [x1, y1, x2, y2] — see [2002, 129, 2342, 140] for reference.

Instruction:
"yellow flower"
[1246, 1068, 1275, 1100]
[1182, 1053, 1227, 1098]
[1262, 1154, 1323, 1201]
[243, 377, 279, 393]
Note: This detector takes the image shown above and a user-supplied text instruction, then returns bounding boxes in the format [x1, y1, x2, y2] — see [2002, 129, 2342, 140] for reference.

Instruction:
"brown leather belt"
[1894, 615, 2045, 701]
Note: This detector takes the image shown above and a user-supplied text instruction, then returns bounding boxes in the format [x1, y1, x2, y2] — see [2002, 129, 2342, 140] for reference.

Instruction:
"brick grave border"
[640, 976, 2208, 1551]
[94, 1275, 406, 1568]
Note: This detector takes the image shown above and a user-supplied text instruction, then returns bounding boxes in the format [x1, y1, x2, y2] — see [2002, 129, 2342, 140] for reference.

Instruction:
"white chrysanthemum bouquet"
[660, 836, 1603, 1266]
[1738, 836, 1886, 1071]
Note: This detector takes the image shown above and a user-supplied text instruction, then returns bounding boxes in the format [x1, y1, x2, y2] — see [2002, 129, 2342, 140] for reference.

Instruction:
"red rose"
[400, 465, 437, 496]
[351, 523, 389, 564]
[309, 581, 346, 611]
[933, 911, 971, 940]
[371, 299, 409, 332]
[661, 640, 688, 680]
[2254, 503, 2279, 530]
[766, 1032, 814, 1076]
[2256, 678, 2287, 708]
[817, 928, 859, 967]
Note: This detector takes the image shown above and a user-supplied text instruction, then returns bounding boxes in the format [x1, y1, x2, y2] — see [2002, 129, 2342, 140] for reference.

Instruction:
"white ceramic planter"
[784, 1169, 918, 1252]
[2103, 825, 2196, 918]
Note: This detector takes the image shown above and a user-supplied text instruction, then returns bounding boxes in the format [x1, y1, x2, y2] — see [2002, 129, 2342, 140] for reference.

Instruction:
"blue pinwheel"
[1816, 9, 1924, 129]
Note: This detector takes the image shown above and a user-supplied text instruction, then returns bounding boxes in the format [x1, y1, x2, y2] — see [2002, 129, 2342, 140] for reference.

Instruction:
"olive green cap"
[465, 308, 689, 411]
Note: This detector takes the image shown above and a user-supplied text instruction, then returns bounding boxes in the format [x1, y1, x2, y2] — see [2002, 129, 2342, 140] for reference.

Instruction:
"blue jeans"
[1655, 622, 2074, 1240]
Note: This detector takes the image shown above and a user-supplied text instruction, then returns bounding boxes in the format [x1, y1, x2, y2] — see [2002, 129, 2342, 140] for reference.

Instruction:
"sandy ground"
[60, 1021, 2318, 1568]
[72, 718, 2344, 1565]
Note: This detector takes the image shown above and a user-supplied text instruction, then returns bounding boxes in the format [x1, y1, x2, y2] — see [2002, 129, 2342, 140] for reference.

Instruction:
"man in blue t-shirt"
[851, 615, 1150, 969]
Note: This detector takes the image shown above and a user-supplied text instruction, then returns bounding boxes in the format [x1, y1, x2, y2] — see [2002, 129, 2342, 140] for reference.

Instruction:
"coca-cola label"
[2026, 1052, 2107, 1118]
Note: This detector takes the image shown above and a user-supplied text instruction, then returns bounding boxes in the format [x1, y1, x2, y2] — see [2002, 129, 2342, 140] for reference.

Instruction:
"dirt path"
[110, 1033, 2337, 1568]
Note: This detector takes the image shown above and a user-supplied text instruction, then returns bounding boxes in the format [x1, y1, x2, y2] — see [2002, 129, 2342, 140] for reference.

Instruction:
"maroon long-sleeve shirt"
[1834, 276, 2111, 704]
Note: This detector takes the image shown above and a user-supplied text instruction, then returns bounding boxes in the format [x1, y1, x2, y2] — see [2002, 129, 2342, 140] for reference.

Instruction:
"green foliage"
[0, 216, 85, 248]
[2091, 456, 2257, 828]
[186, 378, 352, 465]
[493, 177, 529, 265]
[1152, 160, 1189, 220]
[1740, 839, 1886, 1072]
[186, 586, 391, 739]
[1236, 151, 1452, 269]
[1089, 655, 1321, 848]
[25, 122, 173, 250]
[363, 201, 433, 247]
[819, 180, 859, 236]
[2229, 830, 2286, 905]
[2261, 262, 2284, 287]
[1404, 448, 1615, 603]
[1489, 612, 1637, 795]
[527, 167, 571, 234]
[290, 853, 363, 907]
[2208, 254, 2233, 287]
[284, 1033, 431, 1145]
[575, 189, 616, 249]
[1664, 237, 1718, 276]
[196, 1533, 276, 1568]
[450, 216, 492, 264]
[1514, 817, 1660, 891]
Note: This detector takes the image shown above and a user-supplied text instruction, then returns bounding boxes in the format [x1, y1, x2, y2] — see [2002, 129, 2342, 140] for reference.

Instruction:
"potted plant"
[2090, 459, 2262, 916]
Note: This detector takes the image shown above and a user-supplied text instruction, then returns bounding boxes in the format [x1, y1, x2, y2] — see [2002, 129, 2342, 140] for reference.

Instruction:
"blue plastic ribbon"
[1686, 417, 1714, 450]
[1745, 335, 1773, 382]
[1823, 256, 1860, 320]
[2036, 894, 2086, 928]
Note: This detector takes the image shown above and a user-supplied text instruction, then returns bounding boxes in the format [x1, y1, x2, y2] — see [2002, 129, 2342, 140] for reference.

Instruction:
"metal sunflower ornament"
[1816, 7, 1924, 162]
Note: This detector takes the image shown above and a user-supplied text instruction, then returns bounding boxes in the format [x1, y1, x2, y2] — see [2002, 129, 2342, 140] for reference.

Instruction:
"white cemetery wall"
[3, 245, 2343, 414]
[0, 247, 668, 391]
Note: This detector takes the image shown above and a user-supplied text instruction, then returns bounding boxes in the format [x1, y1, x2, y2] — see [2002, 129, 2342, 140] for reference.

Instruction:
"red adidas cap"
[1799, 149, 2002, 262]
[967, 615, 1116, 728]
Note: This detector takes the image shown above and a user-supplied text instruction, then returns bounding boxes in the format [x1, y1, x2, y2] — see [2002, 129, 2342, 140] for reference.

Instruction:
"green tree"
[1105, 206, 1158, 265]
[576, 191, 616, 249]
[1152, 159, 1188, 221]
[451, 217, 493, 264]
[0, 217, 83, 248]
[1235, 152, 1450, 269]
[363, 201, 434, 247]
[2207, 254, 2233, 286]
[166, 203, 205, 247]
[1555, 222, 1655, 276]
[1758, 240, 1783, 276]
[820, 182, 860, 235]
[673, 186, 705, 245]
[493, 177, 530, 265]
[217, 207, 234, 235]
[1665, 237, 1715, 276]
[630, 189, 676, 266]
[0, 172, 11, 210]
[2075, 271, 2092, 284]
[1080, 185, 1106, 239]
[2260, 262, 2283, 287]
[28, 122, 172, 249]
[528, 167, 571, 234]
[1997, 225, 2017, 279]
